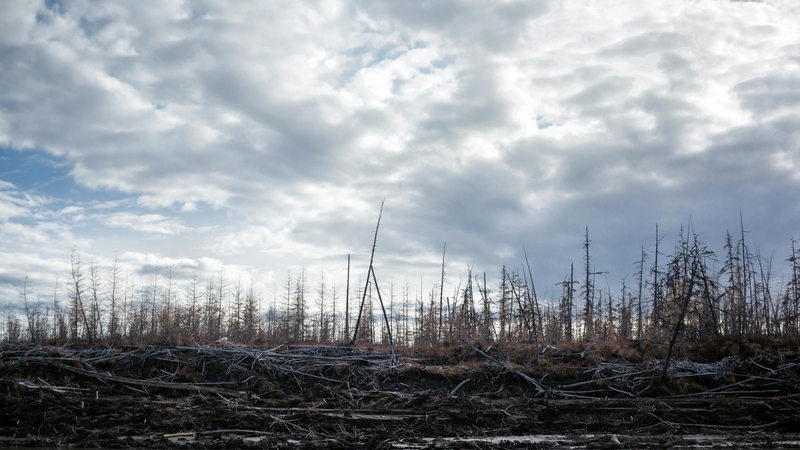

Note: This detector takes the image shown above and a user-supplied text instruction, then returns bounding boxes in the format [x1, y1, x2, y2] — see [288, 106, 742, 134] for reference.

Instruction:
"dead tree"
[439, 243, 446, 342]
[558, 263, 576, 342]
[583, 227, 594, 339]
[651, 224, 663, 333]
[661, 228, 712, 380]
[785, 239, 800, 335]
[477, 271, 496, 342]
[68, 250, 92, 342]
[351, 201, 394, 359]
[344, 253, 351, 341]
[635, 247, 646, 340]
[523, 246, 543, 345]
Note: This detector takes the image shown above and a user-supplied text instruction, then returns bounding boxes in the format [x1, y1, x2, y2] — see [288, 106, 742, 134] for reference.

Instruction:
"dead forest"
[2, 222, 800, 448]
[3, 221, 800, 350]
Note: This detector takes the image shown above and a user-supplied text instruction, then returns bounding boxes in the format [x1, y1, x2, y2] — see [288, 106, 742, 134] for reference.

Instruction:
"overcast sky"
[1, 0, 799, 310]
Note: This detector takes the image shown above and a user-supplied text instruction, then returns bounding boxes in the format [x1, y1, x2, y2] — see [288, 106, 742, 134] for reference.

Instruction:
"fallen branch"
[471, 346, 548, 395]
[42, 359, 245, 397]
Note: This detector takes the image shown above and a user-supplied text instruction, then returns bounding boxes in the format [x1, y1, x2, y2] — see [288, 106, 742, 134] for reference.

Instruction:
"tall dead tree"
[651, 224, 663, 333]
[498, 265, 510, 341]
[68, 250, 92, 342]
[582, 227, 595, 339]
[756, 250, 775, 335]
[477, 271, 495, 342]
[344, 253, 351, 341]
[108, 256, 121, 340]
[438, 243, 446, 342]
[738, 213, 751, 335]
[523, 246, 543, 345]
[508, 269, 533, 341]
[635, 247, 646, 340]
[618, 280, 632, 340]
[661, 229, 702, 381]
[351, 201, 394, 358]
[20, 276, 35, 342]
[558, 263, 576, 342]
[786, 239, 800, 335]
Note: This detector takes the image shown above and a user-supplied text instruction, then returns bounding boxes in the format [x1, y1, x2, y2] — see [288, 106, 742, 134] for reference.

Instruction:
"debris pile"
[1, 342, 799, 448]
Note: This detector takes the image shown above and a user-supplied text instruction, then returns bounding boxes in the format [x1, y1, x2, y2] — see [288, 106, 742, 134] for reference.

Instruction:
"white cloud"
[104, 212, 188, 236]
[0, 182, 34, 221]
[1, 0, 799, 305]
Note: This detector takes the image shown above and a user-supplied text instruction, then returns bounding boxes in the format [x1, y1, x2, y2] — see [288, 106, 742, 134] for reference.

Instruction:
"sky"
[1, 0, 799, 312]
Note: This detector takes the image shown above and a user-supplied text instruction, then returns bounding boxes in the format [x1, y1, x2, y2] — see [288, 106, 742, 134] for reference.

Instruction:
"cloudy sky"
[1, 0, 799, 309]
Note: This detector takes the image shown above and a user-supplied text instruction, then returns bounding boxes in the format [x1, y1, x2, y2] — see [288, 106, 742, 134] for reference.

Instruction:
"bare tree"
[635, 247, 646, 340]
[317, 273, 328, 342]
[662, 229, 704, 380]
[230, 278, 243, 341]
[161, 266, 175, 341]
[108, 256, 121, 340]
[352, 201, 391, 346]
[20, 276, 36, 342]
[52, 279, 66, 341]
[185, 272, 201, 338]
[477, 271, 495, 343]
[651, 224, 663, 333]
[557, 263, 577, 342]
[583, 227, 594, 339]
[523, 246, 543, 346]
[618, 280, 632, 340]
[68, 250, 92, 341]
[88, 259, 104, 340]
[148, 266, 159, 337]
[498, 265, 510, 341]
[344, 254, 351, 341]
[438, 243, 446, 342]
[785, 239, 800, 335]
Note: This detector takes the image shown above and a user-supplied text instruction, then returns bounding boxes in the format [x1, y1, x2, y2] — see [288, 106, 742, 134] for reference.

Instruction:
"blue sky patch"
[0, 146, 125, 204]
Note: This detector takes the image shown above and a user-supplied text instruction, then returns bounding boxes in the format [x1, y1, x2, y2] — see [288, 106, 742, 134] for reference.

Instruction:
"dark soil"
[1, 342, 799, 448]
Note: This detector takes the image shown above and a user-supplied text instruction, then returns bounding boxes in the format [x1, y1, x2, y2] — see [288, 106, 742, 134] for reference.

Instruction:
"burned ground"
[1, 340, 799, 448]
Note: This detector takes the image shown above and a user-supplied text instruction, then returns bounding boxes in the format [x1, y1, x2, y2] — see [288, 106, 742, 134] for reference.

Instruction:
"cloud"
[0, 181, 36, 221]
[1, 0, 799, 306]
[0, 250, 70, 302]
[734, 75, 800, 117]
[103, 212, 188, 235]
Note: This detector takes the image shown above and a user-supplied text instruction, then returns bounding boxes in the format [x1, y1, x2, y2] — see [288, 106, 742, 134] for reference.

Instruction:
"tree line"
[3, 222, 800, 347]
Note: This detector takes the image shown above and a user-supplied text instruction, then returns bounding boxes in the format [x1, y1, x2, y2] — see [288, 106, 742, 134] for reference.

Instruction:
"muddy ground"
[1, 342, 799, 448]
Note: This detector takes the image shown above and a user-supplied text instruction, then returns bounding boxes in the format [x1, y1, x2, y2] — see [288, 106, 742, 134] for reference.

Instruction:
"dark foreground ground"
[1, 341, 799, 448]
